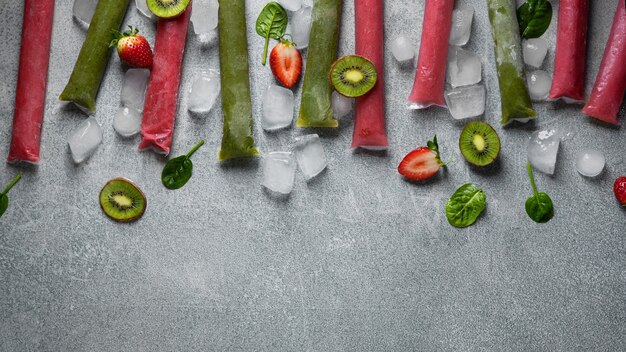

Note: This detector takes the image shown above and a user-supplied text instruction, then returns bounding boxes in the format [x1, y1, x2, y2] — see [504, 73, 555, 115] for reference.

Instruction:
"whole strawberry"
[614, 176, 626, 206]
[110, 26, 153, 69]
[270, 39, 302, 88]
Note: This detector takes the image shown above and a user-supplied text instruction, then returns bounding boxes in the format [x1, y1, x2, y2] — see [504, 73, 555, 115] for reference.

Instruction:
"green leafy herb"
[517, 0, 552, 39]
[161, 140, 204, 190]
[525, 162, 554, 223]
[446, 183, 486, 228]
[256, 1, 288, 65]
[0, 174, 22, 218]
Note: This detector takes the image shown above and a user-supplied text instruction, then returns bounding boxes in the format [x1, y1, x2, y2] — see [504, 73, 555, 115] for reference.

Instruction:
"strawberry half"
[110, 26, 153, 69]
[398, 136, 446, 181]
[614, 176, 626, 206]
[269, 39, 302, 88]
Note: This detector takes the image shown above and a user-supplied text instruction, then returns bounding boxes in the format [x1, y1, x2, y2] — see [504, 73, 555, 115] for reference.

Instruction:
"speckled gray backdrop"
[1, 0, 625, 351]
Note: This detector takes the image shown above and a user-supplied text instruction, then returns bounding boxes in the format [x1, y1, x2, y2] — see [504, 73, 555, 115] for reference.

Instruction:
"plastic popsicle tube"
[352, 0, 388, 150]
[582, 0, 626, 125]
[59, 0, 130, 113]
[7, 0, 55, 164]
[139, 6, 191, 155]
[549, 0, 589, 102]
[217, 0, 260, 160]
[486, 0, 536, 125]
[296, 0, 343, 128]
[407, 0, 454, 110]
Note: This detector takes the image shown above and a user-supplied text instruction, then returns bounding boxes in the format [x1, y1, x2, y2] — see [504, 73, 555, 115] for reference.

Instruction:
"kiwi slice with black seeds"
[459, 121, 501, 167]
[147, 0, 191, 19]
[99, 178, 147, 223]
[329, 55, 378, 98]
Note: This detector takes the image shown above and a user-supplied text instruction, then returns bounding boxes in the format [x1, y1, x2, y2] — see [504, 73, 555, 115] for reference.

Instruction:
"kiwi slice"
[459, 121, 501, 167]
[99, 178, 147, 223]
[147, 0, 191, 19]
[329, 55, 378, 98]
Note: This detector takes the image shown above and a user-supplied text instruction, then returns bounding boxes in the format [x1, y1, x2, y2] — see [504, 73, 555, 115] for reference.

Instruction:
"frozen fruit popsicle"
[7, 0, 55, 164]
[296, 0, 342, 128]
[582, 0, 626, 125]
[549, 0, 588, 102]
[487, 0, 536, 125]
[352, 0, 388, 150]
[217, 0, 260, 160]
[407, 0, 454, 109]
[59, 0, 130, 113]
[139, 6, 191, 155]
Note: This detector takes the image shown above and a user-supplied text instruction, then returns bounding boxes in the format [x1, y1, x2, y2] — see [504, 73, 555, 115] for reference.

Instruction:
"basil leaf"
[255, 2, 288, 65]
[446, 183, 486, 228]
[0, 194, 8, 218]
[525, 163, 554, 223]
[161, 141, 204, 190]
[517, 0, 552, 39]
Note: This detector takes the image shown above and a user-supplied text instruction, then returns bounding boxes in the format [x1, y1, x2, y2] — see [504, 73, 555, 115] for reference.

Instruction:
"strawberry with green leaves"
[398, 136, 447, 181]
[270, 39, 302, 88]
[110, 26, 153, 69]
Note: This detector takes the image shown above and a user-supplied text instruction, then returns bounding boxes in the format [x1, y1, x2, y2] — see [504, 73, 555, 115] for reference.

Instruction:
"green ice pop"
[296, 0, 342, 128]
[218, 0, 260, 161]
[59, 0, 130, 113]
[487, 0, 536, 125]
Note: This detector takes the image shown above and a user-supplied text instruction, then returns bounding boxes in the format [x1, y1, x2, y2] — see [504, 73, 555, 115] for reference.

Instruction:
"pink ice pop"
[353, 0, 388, 149]
[582, 0, 626, 125]
[549, 0, 588, 102]
[139, 6, 191, 154]
[407, 0, 454, 109]
[7, 0, 55, 163]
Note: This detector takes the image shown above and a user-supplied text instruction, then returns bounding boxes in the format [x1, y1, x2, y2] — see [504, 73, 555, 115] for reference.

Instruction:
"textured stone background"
[1, 0, 626, 351]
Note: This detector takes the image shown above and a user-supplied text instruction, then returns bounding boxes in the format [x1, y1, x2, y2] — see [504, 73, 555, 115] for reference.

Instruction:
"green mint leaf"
[255, 2, 288, 65]
[445, 183, 486, 228]
[517, 0, 552, 39]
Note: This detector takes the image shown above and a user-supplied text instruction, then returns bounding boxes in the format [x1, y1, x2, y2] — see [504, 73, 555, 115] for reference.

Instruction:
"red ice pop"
[407, 0, 454, 109]
[549, 0, 588, 102]
[7, 0, 55, 163]
[353, 0, 388, 149]
[583, 0, 626, 125]
[139, 6, 191, 154]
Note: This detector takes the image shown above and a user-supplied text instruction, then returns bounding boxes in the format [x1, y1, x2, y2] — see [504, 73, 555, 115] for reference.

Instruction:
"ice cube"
[527, 129, 560, 175]
[288, 6, 312, 49]
[391, 36, 416, 64]
[68, 117, 103, 164]
[445, 84, 485, 119]
[576, 150, 605, 177]
[523, 38, 548, 68]
[187, 71, 221, 114]
[191, 0, 219, 35]
[135, 0, 154, 20]
[527, 70, 551, 101]
[449, 4, 474, 46]
[294, 134, 327, 180]
[262, 152, 297, 195]
[73, 0, 98, 27]
[302, 0, 315, 6]
[113, 107, 142, 138]
[262, 85, 294, 131]
[447, 47, 482, 88]
[278, 0, 302, 11]
[121, 69, 150, 112]
[332, 91, 353, 119]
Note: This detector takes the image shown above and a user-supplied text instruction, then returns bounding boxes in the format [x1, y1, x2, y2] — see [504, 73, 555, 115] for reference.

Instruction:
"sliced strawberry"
[398, 136, 446, 181]
[614, 176, 626, 206]
[270, 39, 302, 88]
[110, 26, 153, 69]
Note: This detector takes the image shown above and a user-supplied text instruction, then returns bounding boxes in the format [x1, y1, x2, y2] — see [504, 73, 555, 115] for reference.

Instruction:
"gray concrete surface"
[1, 0, 626, 351]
